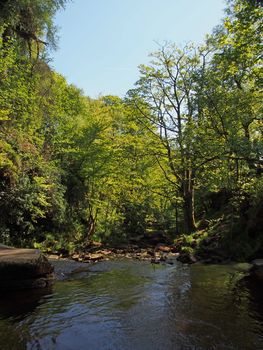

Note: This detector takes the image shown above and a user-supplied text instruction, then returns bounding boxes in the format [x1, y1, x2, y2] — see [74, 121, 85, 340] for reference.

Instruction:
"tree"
[0, 0, 67, 56]
[127, 44, 210, 233]
[201, 0, 263, 194]
[61, 95, 171, 243]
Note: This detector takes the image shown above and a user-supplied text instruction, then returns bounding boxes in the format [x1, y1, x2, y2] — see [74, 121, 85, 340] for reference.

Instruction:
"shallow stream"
[0, 259, 263, 349]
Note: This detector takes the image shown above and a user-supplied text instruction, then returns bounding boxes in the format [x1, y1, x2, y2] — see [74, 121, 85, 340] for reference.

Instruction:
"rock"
[71, 253, 81, 261]
[166, 260, 174, 265]
[84, 253, 104, 262]
[48, 254, 60, 260]
[165, 252, 179, 265]
[250, 259, 263, 279]
[0, 248, 54, 291]
[251, 259, 263, 267]
[91, 241, 103, 247]
[167, 252, 180, 258]
[155, 244, 171, 252]
[146, 250, 155, 257]
[150, 258, 160, 264]
[140, 251, 150, 258]
[177, 253, 197, 264]
[99, 249, 112, 255]
[170, 246, 178, 253]
[159, 255, 167, 262]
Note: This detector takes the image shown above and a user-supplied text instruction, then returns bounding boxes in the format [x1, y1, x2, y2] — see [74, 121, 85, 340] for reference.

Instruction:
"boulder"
[0, 248, 54, 291]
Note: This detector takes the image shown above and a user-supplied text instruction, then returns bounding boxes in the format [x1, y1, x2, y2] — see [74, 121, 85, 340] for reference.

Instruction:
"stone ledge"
[0, 247, 54, 291]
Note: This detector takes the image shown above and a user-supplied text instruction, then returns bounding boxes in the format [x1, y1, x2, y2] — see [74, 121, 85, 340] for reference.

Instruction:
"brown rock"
[99, 249, 112, 255]
[90, 241, 103, 247]
[48, 254, 60, 260]
[155, 244, 171, 253]
[84, 253, 104, 261]
[140, 251, 150, 258]
[71, 253, 80, 261]
[0, 248, 54, 291]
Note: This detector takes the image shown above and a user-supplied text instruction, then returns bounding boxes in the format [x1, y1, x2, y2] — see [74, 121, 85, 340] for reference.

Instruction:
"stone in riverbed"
[155, 244, 172, 253]
[83, 253, 104, 262]
[71, 253, 81, 261]
[0, 248, 54, 291]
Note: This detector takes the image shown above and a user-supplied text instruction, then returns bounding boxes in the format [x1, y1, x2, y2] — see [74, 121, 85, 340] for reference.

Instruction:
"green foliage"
[0, 0, 262, 261]
[33, 232, 75, 252]
[0, 0, 68, 56]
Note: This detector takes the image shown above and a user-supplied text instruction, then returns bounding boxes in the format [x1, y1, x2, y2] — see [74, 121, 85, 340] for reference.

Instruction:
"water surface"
[0, 259, 263, 350]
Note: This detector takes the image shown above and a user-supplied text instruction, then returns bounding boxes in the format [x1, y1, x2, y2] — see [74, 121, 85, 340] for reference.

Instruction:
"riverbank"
[48, 242, 180, 266]
[46, 226, 263, 267]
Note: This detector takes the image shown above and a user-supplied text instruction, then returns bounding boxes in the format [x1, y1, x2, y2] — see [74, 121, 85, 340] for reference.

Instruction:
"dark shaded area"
[0, 285, 53, 320]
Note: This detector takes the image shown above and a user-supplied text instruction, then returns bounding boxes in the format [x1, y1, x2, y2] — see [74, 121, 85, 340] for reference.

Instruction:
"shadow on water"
[0, 286, 53, 320]
[239, 274, 263, 324]
[0, 260, 263, 350]
[0, 286, 53, 350]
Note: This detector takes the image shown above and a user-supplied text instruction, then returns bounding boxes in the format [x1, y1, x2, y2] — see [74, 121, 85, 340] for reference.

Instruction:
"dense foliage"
[0, 0, 262, 260]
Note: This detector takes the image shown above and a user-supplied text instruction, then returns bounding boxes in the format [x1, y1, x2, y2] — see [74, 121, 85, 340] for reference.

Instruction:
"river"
[0, 259, 263, 349]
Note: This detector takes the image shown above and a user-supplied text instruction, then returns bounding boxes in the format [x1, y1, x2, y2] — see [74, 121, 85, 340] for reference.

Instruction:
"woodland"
[0, 0, 262, 262]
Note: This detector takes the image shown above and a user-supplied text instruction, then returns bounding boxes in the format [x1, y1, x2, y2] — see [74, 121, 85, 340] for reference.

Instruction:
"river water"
[0, 259, 263, 350]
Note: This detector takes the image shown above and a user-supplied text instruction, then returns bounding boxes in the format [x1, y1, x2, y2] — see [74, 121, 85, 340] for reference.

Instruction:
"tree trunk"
[86, 214, 95, 242]
[182, 170, 196, 234]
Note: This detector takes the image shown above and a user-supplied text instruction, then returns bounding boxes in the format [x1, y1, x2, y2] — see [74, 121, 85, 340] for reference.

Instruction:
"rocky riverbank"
[48, 243, 180, 266]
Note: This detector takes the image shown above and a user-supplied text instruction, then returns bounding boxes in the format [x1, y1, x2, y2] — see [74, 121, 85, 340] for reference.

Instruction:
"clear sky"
[52, 0, 226, 98]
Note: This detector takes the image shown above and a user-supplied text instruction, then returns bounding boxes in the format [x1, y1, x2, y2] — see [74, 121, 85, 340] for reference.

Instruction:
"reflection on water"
[0, 260, 263, 350]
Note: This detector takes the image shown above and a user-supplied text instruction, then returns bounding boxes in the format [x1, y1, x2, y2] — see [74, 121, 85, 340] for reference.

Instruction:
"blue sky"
[52, 0, 226, 98]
